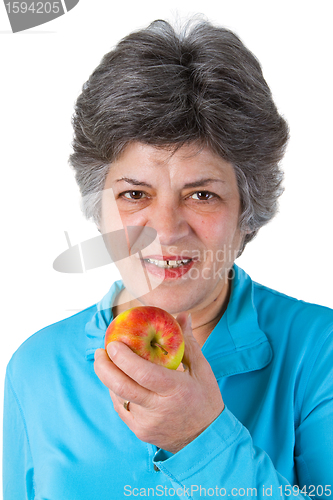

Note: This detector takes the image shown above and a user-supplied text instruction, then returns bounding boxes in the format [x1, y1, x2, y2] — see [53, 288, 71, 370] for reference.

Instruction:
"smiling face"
[99, 142, 246, 316]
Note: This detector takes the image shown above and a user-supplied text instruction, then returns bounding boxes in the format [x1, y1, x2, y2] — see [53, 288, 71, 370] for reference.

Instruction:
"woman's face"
[100, 142, 245, 314]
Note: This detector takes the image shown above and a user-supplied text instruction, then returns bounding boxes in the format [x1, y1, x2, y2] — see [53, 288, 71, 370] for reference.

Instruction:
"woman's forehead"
[107, 141, 236, 180]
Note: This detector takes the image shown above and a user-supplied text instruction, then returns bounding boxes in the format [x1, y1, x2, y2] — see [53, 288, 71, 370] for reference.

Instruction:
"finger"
[108, 388, 124, 413]
[106, 341, 179, 395]
[175, 313, 205, 373]
[108, 389, 134, 416]
[94, 348, 153, 407]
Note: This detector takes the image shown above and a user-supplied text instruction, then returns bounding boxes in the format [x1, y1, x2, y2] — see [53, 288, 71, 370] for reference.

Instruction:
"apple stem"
[151, 341, 168, 355]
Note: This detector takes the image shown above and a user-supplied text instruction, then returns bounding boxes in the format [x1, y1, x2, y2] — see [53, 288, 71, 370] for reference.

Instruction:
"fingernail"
[94, 348, 104, 361]
[107, 342, 117, 358]
[187, 313, 192, 328]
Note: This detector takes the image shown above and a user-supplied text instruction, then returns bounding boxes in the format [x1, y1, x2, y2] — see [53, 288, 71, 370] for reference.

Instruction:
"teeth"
[145, 258, 192, 268]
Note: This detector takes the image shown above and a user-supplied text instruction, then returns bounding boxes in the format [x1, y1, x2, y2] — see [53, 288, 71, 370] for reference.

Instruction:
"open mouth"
[141, 256, 196, 279]
[144, 258, 192, 269]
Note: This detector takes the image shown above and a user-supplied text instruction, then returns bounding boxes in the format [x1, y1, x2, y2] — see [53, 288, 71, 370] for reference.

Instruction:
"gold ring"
[123, 400, 130, 412]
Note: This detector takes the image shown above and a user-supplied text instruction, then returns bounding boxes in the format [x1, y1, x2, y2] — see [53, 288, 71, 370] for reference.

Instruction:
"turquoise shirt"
[3, 265, 333, 499]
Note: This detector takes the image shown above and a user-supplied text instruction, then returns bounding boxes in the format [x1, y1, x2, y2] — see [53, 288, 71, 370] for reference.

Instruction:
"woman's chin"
[126, 282, 211, 316]
[118, 260, 229, 314]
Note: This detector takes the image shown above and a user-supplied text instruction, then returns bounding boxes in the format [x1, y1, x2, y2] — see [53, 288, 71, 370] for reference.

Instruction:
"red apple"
[105, 306, 184, 370]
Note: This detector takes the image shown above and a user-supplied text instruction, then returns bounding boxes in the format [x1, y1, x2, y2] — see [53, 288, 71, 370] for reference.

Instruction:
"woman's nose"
[147, 202, 190, 247]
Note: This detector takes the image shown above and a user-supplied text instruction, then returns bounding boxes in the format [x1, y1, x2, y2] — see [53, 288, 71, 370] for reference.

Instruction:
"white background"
[1, 0, 332, 487]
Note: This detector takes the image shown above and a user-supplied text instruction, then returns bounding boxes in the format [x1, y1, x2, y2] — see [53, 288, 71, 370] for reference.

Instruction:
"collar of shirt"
[85, 265, 272, 379]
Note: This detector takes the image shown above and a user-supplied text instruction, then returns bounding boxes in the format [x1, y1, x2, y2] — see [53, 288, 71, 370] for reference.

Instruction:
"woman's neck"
[188, 278, 231, 347]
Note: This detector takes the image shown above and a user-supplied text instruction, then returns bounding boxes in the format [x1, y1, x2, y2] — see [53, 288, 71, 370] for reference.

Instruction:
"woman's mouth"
[145, 258, 192, 268]
[141, 256, 195, 279]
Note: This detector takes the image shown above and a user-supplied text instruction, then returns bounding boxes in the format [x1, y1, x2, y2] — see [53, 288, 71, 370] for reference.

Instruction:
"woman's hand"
[94, 314, 224, 454]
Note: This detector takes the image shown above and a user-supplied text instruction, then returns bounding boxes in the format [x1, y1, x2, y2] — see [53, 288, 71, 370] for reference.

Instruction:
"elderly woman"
[3, 19, 333, 500]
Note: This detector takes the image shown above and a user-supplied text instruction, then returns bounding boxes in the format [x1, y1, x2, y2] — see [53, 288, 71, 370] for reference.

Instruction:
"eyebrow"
[116, 177, 225, 189]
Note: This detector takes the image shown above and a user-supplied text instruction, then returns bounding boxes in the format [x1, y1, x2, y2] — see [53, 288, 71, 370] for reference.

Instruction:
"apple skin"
[105, 306, 185, 370]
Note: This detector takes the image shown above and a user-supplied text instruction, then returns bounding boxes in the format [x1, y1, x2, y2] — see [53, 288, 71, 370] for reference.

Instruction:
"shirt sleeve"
[3, 369, 35, 500]
[153, 331, 333, 500]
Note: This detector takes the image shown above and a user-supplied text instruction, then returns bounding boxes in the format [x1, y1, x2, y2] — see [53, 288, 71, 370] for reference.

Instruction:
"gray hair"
[69, 18, 289, 253]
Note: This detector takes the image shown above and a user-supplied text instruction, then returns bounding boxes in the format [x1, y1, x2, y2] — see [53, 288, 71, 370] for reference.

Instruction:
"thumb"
[176, 313, 205, 372]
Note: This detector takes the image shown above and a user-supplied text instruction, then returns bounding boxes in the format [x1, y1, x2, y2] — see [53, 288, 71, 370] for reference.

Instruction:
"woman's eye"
[190, 191, 215, 201]
[122, 190, 146, 200]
